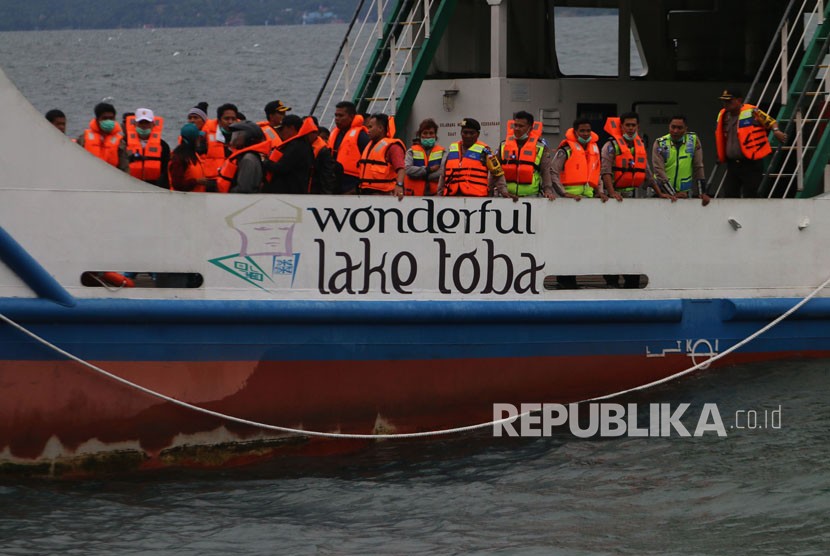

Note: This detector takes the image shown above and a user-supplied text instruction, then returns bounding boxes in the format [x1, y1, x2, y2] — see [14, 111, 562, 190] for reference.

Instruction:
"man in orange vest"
[550, 117, 599, 201]
[77, 102, 129, 172]
[600, 112, 673, 289]
[436, 118, 510, 198]
[357, 113, 406, 197]
[600, 112, 671, 203]
[716, 89, 788, 198]
[328, 101, 371, 194]
[125, 108, 170, 188]
[497, 111, 556, 199]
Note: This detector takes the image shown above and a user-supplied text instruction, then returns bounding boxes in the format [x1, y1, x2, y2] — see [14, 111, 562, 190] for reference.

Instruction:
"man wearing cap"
[125, 108, 170, 188]
[715, 89, 787, 198]
[187, 103, 209, 131]
[259, 100, 290, 149]
[436, 118, 511, 198]
[77, 102, 129, 172]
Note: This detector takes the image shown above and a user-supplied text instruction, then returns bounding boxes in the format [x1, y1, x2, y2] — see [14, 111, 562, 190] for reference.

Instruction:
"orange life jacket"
[258, 121, 283, 149]
[169, 154, 208, 192]
[312, 136, 327, 158]
[559, 128, 600, 187]
[125, 115, 164, 182]
[501, 135, 542, 185]
[83, 118, 124, 167]
[715, 104, 773, 163]
[358, 136, 406, 193]
[604, 117, 647, 188]
[328, 114, 366, 177]
[216, 141, 271, 193]
[404, 143, 445, 196]
[265, 117, 318, 189]
[201, 119, 230, 179]
[443, 141, 490, 197]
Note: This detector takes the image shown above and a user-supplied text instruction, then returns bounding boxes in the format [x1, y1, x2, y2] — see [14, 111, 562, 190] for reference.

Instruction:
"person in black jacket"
[263, 114, 315, 194]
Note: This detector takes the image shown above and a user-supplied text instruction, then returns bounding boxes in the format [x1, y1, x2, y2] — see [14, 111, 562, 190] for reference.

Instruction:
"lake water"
[0, 26, 345, 142]
[1, 25, 829, 556]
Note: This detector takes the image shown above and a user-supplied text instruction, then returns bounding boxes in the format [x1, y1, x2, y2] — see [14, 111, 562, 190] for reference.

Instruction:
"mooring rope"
[1, 276, 828, 439]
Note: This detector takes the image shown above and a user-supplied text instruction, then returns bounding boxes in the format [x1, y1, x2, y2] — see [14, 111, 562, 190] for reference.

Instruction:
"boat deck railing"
[311, 0, 425, 124]
[710, 0, 830, 198]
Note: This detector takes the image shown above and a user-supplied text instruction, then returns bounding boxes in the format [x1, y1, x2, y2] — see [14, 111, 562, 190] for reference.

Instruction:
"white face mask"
[516, 133, 529, 141]
[623, 132, 636, 141]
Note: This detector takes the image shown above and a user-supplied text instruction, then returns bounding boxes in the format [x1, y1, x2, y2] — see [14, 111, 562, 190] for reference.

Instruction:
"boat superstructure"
[1, 1, 830, 476]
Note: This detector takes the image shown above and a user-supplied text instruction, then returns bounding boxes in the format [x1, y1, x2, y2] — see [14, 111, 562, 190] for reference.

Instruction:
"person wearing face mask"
[77, 102, 129, 172]
[125, 108, 170, 188]
[550, 118, 600, 201]
[201, 102, 238, 180]
[550, 118, 601, 289]
[497, 111, 556, 200]
[600, 112, 670, 203]
[404, 118, 444, 196]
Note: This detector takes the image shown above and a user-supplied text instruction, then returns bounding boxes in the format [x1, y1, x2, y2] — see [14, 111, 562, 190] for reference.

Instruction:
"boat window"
[553, 7, 646, 77]
[543, 275, 649, 290]
[81, 272, 203, 289]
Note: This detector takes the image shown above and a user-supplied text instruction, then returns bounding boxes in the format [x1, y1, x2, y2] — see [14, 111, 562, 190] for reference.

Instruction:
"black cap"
[460, 118, 480, 131]
[265, 100, 291, 115]
[718, 89, 743, 101]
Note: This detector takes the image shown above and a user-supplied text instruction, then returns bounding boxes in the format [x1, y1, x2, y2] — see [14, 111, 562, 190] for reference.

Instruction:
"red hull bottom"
[0, 352, 822, 476]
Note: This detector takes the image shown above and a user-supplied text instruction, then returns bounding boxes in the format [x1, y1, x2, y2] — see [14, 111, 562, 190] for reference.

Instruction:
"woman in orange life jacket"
[357, 113, 406, 198]
[404, 118, 445, 196]
[169, 123, 217, 192]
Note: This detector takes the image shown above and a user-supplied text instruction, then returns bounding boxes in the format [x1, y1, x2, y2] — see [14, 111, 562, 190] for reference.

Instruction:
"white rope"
[1, 276, 828, 439]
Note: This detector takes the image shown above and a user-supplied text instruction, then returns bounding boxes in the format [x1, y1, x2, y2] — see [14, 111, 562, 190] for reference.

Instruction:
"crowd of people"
[44, 88, 786, 202]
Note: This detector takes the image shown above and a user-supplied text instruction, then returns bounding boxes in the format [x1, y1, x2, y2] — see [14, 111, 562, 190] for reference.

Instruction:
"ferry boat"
[1, 0, 829, 476]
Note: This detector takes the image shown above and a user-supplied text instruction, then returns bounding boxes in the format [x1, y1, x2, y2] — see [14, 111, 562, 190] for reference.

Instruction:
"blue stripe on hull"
[1, 298, 829, 361]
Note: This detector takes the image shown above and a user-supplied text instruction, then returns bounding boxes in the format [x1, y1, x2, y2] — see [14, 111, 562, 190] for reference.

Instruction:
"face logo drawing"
[210, 199, 303, 290]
